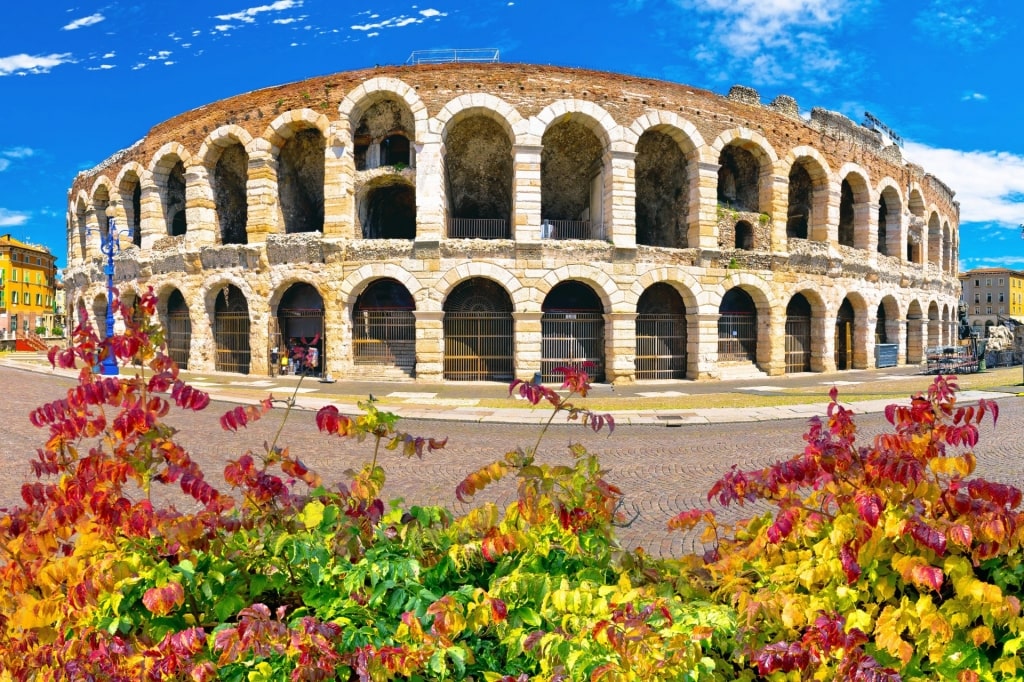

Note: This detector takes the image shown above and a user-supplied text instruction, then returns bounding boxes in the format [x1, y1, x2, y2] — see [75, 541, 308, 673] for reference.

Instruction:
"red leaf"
[855, 491, 884, 527]
[142, 582, 185, 616]
[840, 543, 861, 583]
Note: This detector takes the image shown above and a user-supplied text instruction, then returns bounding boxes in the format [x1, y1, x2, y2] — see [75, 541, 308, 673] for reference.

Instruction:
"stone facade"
[64, 63, 961, 383]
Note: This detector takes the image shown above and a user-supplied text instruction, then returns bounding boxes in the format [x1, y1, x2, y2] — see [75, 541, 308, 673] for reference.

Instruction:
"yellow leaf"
[971, 625, 995, 647]
[846, 609, 873, 634]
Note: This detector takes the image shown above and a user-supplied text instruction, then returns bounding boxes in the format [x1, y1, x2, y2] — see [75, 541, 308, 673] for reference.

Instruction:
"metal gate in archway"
[635, 283, 687, 380]
[166, 290, 191, 370]
[541, 312, 605, 382]
[443, 279, 514, 382]
[835, 299, 854, 371]
[213, 286, 251, 374]
[273, 283, 325, 376]
[785, 316, 811, 373]
[718, 313, 757, 362]
[352, 279, 416, 376]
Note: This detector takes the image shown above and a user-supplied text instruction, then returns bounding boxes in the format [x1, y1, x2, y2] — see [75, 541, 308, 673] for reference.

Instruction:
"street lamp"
[89, 216, 133, 375]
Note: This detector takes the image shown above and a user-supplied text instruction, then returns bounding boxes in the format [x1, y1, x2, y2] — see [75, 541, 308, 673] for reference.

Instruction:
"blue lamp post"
[90, 216, 133, 375]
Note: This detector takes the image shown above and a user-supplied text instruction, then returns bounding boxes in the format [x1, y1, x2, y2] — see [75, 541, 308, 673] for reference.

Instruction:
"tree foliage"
[0, 288, 1013, 681]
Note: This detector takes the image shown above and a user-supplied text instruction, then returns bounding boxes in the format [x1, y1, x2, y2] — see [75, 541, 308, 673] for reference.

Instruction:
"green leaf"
[175, 559, 195, 582]
[511, 606, 542, 627]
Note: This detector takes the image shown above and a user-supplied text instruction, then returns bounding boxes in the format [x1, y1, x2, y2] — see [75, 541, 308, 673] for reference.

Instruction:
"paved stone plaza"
[1, 364, 1021, 557]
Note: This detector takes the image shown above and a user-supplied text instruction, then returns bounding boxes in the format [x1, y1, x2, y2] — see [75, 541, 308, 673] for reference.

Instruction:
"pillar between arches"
[693, 312, 720, 379]
[246, 148, 278, 245]
[415, 141, 445, 241]
[513, 311, 543, 381]
[694, 162, 720, 249]
[607, 150, 636, 249]
[605, 312, 637, 384]
[512, 145, 542, 242]
[766, 313, 787, 376]
[413, 310, 444, 382]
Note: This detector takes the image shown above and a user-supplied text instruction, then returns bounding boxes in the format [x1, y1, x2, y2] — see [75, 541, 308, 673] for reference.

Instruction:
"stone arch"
[927, 211, 942, 270]
[628, 268, 702, 312]
[876, 294, 902, 346]
[437, 98, 518, 237]
[533, 100, 620, 150]
[875, 179, 903, 258]
[435, 262, 528, 309]
[906, 298, 925, 364]
[538, 264, 621, 313]
[537, 104, 620, 239]
[540, 279, 608, 382]
[338, 77, 429, 146]
[197, 124, 255, 164]
[784, 289, 825, 373]
[149, 142, 193, 237]
[89, 177, 114, 245]
[115, 162, 147, 247]
[833, 290, 869, 370]
[712, 130, 778, 215]
[942, 221, 953, 275]
[264, 111, 328, 234]
[73, 192, 90, 261]
[199, 126, 254, 246]
[338, 264, 426, 310]
[836, 164, 871, 250]
[629, 115, 703, 249]
[927, 299, 941, 348]
[781, 147, 832, 243]
[358, 175, 415, 238]
[435, 93, 525, 143]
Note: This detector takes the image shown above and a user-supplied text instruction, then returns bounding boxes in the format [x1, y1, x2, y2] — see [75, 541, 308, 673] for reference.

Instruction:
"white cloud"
[273, 17, 303, 24]
[420, 8, 444, 17]
[683, 0, 853, 86]
[102, 52, 116, 59]
[0, 160, 9, 172]
[0, 209, 29, 227]
[352, 9, 444, 32]
[961, 92, 986, 102]
[215, 0, 302, 23]
[367, 31, 380, 37]
[148, 51, 173, 61]
[88, 64, 116, 71]
[2, 147, 34, 159]
[0, 53, 73, 77]
[62, 13, 105, 31]
[904, 140, 1024, 227]
[214, 24, 235, 32]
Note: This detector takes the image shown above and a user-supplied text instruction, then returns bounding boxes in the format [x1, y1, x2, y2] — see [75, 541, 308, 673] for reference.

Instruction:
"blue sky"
[1, 0, 1023, 272]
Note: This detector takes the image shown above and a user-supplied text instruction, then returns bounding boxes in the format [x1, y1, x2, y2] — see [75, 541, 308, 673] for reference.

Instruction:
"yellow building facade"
[959, 267, 1024, 332]
[0, 234, 59, 339]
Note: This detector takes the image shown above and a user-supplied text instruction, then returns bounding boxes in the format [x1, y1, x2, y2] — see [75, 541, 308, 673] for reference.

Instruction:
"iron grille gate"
[444, 312, 514, 381]
[541, 312, 604, 382]
[166, 311, 191, 370]
[635, 314, 687, 379]
[214, 311, 251, 374]
[273, 308, 325, 376]
[718, 312, 757, 362]
[352, 310, 416, 372]
[785, 315, 811, 373]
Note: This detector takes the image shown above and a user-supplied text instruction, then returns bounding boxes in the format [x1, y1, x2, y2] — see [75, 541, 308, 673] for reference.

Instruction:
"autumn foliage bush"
[0, 288, 1014, 681]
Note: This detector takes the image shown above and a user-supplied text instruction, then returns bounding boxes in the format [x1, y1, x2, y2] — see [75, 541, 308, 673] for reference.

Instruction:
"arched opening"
[908, 190, 925, 264]
[907, 300, 924, 364]
[541, 281, 605, 382]
[381, 134, 410, 167]
[927, 214, 941, 270]
[717, 144, 760, 212]
[835, 298, 855, 370]
[361, 180, 416, 239]
[927, 301, 941, 349]
[785, 294, 812, 373]
[443, 278, 514, 381]
[718, 288, 757, 363]
[352, 278, 416, 376]
[213, 285, 250, 374]
[635, 129, 689, 248]
[93, 185, 110, 246]
[278, 128, 325, 234]
[876, 303, 889, 344]
[165, 289, 191, 369]
[942, 223, 952, 275]
[838, 179, 855, 247]
[786, 162, 812, 240]
[75, 198, 88, 260]
[214, 142, 248, 244]
[734, 220, 754, 250]
[92, 294, 108, 336]
[541, 119, 603, 240]
[159, 159, 187, 236]
[445, 115, 512, 239]
[877, 186, 902, 258]
[274, 283, 324, 376]
[635, 283, 687, 379]
[353, 97, 415, 171]
[118, 171, 142, 247]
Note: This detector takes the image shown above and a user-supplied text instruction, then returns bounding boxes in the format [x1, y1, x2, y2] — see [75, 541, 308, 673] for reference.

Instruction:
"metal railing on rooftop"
[406, 48, 499, 65]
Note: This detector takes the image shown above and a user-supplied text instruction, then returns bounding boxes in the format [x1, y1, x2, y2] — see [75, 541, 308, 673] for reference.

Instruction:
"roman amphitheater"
[64, 62, 961, 384]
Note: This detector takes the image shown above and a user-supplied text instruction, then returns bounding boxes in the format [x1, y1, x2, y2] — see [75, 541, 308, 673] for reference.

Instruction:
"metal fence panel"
[785, 315, 811, 373]
[541, 312, 604, 382]
[635, 314, 686, 379]
[166, 311, 191, 370]
[447, 218, 508, 239]
[275, 308, 325, 376]
[540, 220, 592, 240]
[444, 312, 514, 381]
[352, 310, 416, 371]
[718, 312, 757, 362]
[214, 311, 251, 374]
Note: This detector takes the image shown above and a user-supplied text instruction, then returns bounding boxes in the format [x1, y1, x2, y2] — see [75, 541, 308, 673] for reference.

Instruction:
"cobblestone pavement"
[1, 365, 1021, 558]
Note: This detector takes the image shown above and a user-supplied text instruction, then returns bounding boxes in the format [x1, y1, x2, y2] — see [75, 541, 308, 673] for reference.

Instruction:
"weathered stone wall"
[65, 63, 962, 383]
